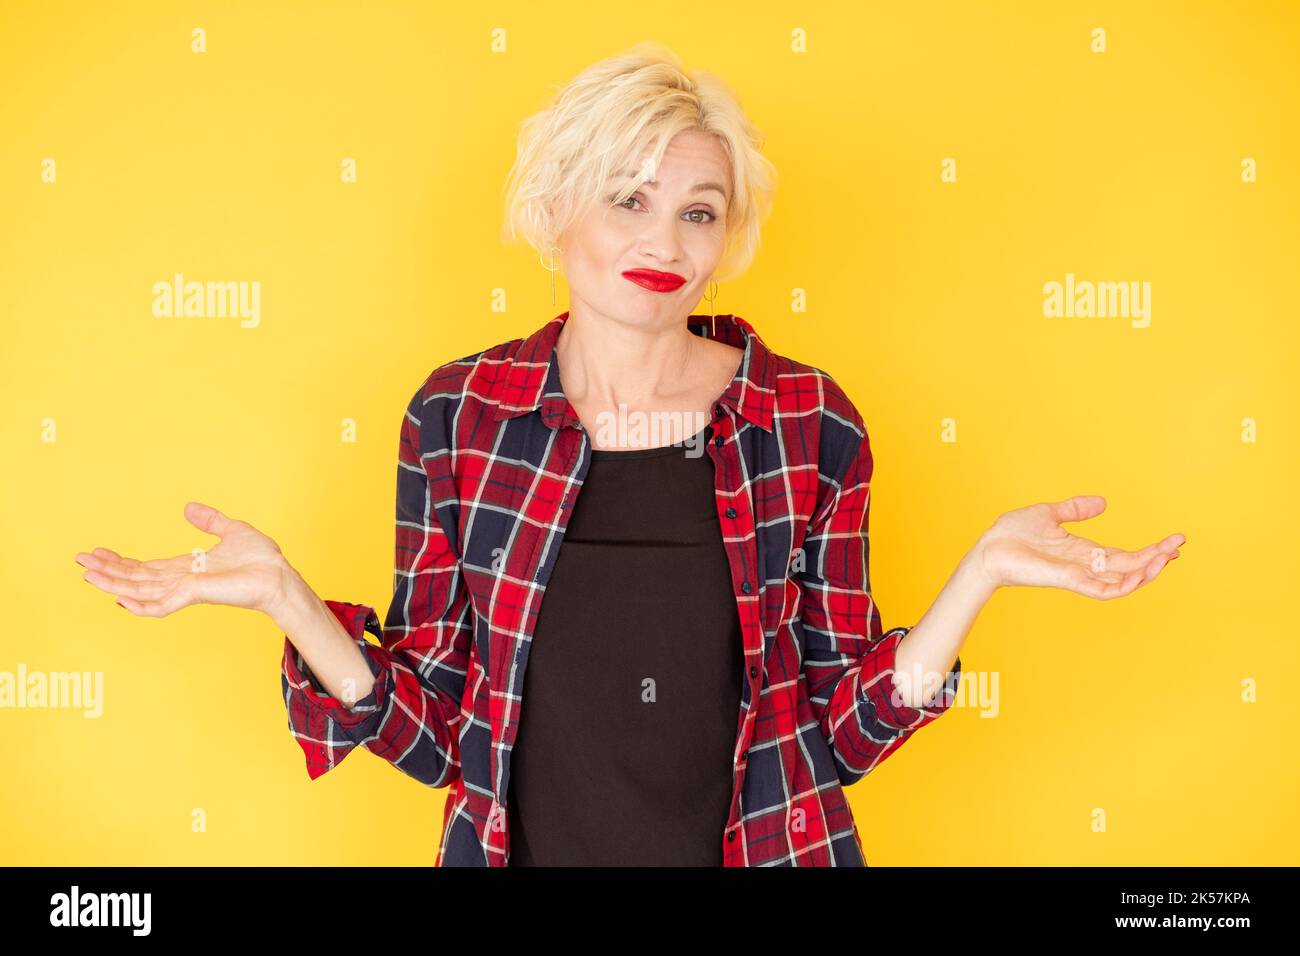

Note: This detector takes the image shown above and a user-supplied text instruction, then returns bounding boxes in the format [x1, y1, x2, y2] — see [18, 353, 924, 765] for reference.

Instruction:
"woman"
[74, 42, 1183, 867]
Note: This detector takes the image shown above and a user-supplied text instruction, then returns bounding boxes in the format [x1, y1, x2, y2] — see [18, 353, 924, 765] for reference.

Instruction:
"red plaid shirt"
[282, 310, 962, 866]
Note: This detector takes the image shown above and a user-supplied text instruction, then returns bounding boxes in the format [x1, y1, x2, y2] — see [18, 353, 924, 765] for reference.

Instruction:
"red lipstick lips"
[622, 269, 687, 293]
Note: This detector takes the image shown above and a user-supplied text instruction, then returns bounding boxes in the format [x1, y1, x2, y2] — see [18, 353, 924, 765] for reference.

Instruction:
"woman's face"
[556, 129, 731, 328]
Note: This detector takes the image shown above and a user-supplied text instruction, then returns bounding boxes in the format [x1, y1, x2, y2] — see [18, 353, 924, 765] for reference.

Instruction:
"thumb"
[1049, 494, 1107, 524]
[184, 501, 234, 537]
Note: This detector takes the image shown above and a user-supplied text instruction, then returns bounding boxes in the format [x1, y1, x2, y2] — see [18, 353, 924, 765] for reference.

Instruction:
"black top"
[506, 422, 744, 866]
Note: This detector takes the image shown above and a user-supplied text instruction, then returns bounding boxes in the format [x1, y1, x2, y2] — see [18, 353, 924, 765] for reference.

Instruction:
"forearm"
[270, 568, 377, 709]
[891, 534, 998, 708]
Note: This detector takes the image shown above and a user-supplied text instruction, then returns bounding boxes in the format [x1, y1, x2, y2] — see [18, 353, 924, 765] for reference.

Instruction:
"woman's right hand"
[75, 501, 303, 620]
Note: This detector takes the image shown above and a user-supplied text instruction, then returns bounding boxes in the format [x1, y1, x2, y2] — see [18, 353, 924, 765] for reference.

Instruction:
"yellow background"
[1, 0, 1296, 865]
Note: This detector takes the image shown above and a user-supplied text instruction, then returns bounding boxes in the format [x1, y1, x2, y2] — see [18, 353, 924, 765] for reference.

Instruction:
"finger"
[1097, 567, 1147, 600]
[1141, 551, 1176, 585]
[1101, 553, 1172, 598]
[1067, 558, 1152, 600]
[76, 549, 122, 568]
[1066, 563, 1130, 599]
[87, 547, 146, 567]
[1094, 537, 1180, 573]
[120, 582, 195, 618]
[87, 546, 196, 573]
[184, 501, 237, 538]
[77, 551, 174, 583]
[1062, 564, 1107, 599]
[1047, 495, 1107, 526]
[81, 567, 174, 601]
[1130, 533, 1186, 558]
[78, 547, 188, 575]
[1089, 549, 1147, 574]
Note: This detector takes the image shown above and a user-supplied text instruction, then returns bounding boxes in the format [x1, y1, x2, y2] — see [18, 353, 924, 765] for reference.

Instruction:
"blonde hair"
[500, 41, 778, 283]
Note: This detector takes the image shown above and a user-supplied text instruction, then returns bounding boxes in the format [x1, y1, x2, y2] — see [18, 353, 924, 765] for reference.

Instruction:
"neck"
[555, 302, 706, 409]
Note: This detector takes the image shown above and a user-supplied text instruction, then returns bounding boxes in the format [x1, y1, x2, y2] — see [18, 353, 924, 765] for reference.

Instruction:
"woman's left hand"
[973, 495, 1184, 599]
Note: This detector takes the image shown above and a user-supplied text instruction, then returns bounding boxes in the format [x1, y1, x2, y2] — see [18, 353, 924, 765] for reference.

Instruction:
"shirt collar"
[487, 310, 777, 433]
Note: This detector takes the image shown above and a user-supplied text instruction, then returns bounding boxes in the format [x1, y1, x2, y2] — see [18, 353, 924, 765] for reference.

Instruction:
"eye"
[608, 193, 717, 225]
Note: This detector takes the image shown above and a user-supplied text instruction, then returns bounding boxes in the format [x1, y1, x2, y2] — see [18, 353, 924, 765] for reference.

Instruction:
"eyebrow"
[620, 170, 729, 200]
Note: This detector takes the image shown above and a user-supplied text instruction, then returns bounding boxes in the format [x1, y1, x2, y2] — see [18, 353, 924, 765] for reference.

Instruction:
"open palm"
[976, 495, 1184, 600]
[75, 501, 297, 618]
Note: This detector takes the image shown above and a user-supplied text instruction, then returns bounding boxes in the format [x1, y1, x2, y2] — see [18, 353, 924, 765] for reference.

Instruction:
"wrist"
[265, 561, 319, 633]
[961, 533, 1002, 603]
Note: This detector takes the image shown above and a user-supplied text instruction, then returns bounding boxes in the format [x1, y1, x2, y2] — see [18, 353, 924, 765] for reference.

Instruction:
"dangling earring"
[706, 278, 719, 337]
[540, 246, 557, 306]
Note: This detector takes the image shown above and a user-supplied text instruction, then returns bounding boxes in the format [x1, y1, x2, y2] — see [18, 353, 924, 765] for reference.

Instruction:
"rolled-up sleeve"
[797, 384, 961, 787]
[280, 384, 473, 787]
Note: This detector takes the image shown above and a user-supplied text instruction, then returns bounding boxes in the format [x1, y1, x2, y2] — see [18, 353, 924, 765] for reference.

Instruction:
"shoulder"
[760, 332, 867, 434]
[783, 358, 864, 429]
[764, 343, 871, 483]
[411, 334, 525, 411]
[397, 332, 532, 452]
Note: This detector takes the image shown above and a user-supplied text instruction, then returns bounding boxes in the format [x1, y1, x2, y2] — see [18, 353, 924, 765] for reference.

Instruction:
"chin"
[610, 291, 673, 322]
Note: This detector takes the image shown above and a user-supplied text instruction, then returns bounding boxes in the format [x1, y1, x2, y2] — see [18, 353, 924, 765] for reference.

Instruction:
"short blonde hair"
[500, 41, 778, 283]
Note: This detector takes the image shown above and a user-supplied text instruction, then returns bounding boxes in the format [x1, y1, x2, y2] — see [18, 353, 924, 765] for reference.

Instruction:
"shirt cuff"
[281, 600, 390, 729]
[861, 626, 962, 730]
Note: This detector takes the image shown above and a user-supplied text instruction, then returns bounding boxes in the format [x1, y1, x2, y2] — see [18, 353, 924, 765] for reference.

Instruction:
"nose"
[637, 213, 686, 265]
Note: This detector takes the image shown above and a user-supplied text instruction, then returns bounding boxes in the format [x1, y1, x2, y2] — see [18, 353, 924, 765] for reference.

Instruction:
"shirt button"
[749, 665, 759, 678]
[740, 749, 748, 760]
[725, 507, 737, 519]
[714, 435, 724, 448]
[741, 580, 752, 594]
[727, 831, 736, 842]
